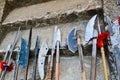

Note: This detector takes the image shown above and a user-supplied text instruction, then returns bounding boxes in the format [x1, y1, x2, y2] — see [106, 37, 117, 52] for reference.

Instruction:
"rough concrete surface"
[103, 0, 120, 20]
[0, 21, 88, 51]
[4, 56, 105, 80]
[0, 0, 6, 22]
[2, 0, 102, 25]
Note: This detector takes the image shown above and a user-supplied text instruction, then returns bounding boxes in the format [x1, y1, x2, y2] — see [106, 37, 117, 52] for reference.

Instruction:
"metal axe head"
[85, 15, 97, 43]
[106, 16, 113, 35]
[67, 27, 77, 53]
[53, 26, 61, 48]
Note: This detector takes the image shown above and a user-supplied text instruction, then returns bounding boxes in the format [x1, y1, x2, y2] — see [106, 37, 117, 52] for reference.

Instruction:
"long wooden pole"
[101, 47, 108, 80]
[76, 31, 87, 80]
[55, 41, 60, 80]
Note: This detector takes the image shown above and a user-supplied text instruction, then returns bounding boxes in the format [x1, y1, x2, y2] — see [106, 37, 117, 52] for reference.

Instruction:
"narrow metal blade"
[106, 16, 113, 35]
[52, 26, 58, 52]
[85, 15, 97, 43]
[56, 28, 61, 43]
[67, 27, 77, 53]
[19, 38, 28, 68]
[38, 41, 49, 80]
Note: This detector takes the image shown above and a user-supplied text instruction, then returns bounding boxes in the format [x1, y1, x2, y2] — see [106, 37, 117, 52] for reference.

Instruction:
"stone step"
[0, 21, 87, 52]
[2, 0, 102, 25]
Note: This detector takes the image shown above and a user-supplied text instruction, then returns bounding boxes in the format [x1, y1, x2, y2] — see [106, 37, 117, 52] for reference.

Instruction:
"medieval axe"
[67, 27, 86, 80]
[85, 15, 97, 80]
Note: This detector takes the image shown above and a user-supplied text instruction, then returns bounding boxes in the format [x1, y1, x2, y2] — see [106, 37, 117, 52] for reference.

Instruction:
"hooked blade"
[85, 15, 97, 43]
[38, 40, 49, 80]
[106, 16, 113, 35]
[67, 27, 77, 53]
[19, 38, 28, 68]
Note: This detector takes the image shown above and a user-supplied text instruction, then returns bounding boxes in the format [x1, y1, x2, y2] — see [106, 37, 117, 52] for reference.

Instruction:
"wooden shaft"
[45, 55, 52, 80]
[90, 57, 96, 80]
[100, 47, 108, 80]
[55, 62, 60, 80]
[0, 69, 3, 76]
[15, 54, 20, 80]
[55, 41, 60, 80]
[76, 32, 87, 80]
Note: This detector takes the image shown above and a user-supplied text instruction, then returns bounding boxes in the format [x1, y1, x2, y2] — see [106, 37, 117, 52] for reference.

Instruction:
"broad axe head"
[67, 27, 77, 53]
[85, 15, 97, 44]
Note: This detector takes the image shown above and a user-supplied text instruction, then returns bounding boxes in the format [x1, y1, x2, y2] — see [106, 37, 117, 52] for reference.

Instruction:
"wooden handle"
[76, 32, 87, 80]
[101, 47, 108, 80]
[90, 57, 96, 80]
[55, 62, 60, 80]
[82, 71, 87, 80]
[0, 68, 3, 76]
[45, 69, 52, 80]
[45, 55, 52, 80]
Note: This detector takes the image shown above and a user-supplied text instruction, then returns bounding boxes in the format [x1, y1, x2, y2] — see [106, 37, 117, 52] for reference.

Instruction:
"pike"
[0, 27, 21, 80]
[97, 18, 108, 80]
[32, 36, 39, 80]
[24, 27, 32, 80]
[55, 27, 61, 80]
[85, 15, 97, 80]
[45, 26, 59, 80]
[67, 27, 86, 80]
[38, 40, 48, 80]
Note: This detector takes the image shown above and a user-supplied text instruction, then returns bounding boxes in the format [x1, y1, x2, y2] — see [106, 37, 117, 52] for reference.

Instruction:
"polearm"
[67, 28, 87, 80]
[13, 49, 20, 80]
[0, 44, 11, 76]
[90, 30, 98, 80]
[45, 26, 58, 80]
[97, 18, 108, 80]
[0, 27, 21, 80]
[84, 15, 97, 80]
[76, 31, 86, 80]
[24, 27, 32, 80]
[55, 28, 61, 80]
[32, 36, 39, 80]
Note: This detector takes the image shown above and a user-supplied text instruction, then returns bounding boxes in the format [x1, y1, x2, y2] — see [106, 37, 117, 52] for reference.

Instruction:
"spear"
[24, 27, 32, 80]
[32, 36, 39, 80]
[97, 18, 108, 80]
[45, 26, 58, 80]
[0, 27, 21, 80]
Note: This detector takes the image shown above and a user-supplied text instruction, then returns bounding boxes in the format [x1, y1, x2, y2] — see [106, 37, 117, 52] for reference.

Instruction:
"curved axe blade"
[85, 15, 97, 43]
[67, 27, 77, 53]
[38, 40, 49, 80]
